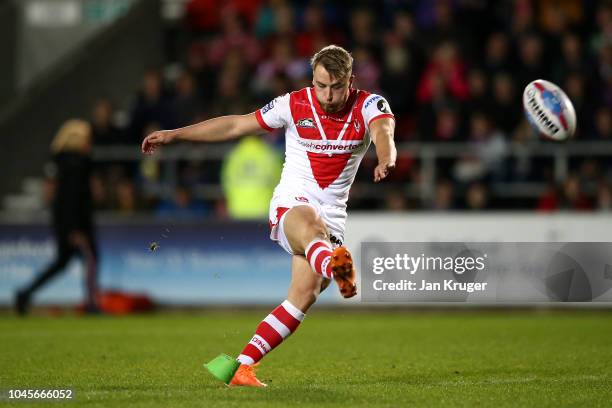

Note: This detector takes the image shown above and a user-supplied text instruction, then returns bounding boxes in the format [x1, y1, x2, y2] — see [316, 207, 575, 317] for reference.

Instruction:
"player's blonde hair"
[310, 45, 353, 81]
[50, 119, 92, 154]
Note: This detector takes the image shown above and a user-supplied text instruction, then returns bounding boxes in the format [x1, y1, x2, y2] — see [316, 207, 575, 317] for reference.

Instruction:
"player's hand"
[373, 162, 395, 182]
[141, 130, 175, 154]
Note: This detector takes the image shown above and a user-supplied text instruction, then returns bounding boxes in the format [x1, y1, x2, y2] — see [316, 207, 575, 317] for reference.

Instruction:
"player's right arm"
[141, 113, 264, 154]
[142, 93, 291, 154]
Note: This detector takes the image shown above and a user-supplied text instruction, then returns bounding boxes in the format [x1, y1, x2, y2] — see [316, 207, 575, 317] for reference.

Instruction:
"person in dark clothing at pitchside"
[16, 119, 99, 315]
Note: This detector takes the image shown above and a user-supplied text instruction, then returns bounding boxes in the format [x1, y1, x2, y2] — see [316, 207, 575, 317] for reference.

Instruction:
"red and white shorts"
[268, 191, 346, 255]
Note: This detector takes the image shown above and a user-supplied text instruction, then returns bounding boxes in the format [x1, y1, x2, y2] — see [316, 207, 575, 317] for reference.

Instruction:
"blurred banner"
[0, 220, 299, 306]
[1, 214, 611, 306]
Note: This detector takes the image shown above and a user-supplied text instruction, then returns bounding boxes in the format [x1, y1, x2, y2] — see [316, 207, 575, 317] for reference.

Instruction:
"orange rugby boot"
[230, 364, 267, 388]
[330, 246, 357, 298]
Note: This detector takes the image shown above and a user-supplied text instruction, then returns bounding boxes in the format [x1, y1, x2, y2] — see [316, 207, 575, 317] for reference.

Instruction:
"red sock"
[237, 300, 305, 365]
[305, 239, 332, 279]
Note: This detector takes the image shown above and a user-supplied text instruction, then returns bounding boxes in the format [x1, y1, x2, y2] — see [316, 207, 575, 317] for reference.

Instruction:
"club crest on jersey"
[354, 119, 361, 132]
[296, 118, 315, 128]
[295, 196, 309, 203]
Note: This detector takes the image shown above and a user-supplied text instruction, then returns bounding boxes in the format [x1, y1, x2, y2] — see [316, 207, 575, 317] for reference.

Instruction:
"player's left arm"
[370, 117, 397, 182]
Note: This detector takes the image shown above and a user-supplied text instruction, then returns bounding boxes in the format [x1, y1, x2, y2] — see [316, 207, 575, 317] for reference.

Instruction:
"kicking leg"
[284, 205, 356, 298]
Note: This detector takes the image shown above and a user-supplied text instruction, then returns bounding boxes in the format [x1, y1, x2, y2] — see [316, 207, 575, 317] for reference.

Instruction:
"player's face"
[312, 65, 353, 113]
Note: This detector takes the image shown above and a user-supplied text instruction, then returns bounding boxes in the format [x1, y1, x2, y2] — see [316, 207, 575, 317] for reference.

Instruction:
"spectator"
[208, 10, 261, 68]
[419, 0, 470, 55]
[465, 182, 489, 210]
[253, 38, 309, 98]
[417, 41, 469, 103]
[537, 174, 595, 212]
[349, 8, 378, 50]
[453, 112, 507, 183]
[211, 69, 252, 116]
[510, 0, 535, 36]
[295, 4, 340, 58]
[383, 190, 408, 212]
[254, 0, 285, 39]
[90, 173, 111, 211]
[590, 107, 612, 140]
[91, 98, 124, 146]
[483, 32, 513, 74]
[171, 70, 203, 127]
[185, 0, 223, 33]
[433, 105, 462, 142]
[353, 47, 382, 94]
[553, 33, 588, 84]
[381, 11, 424, 117]
[115, 179, 139, 215]
[471, 112, 508, 181]
[128, 69, 175, 144]
[595, 42, 612, 107]
[597, 181, 611, 211]
[15, 119, 99, 315]
[432, 179, 456, 210]
[516, 33, 547, 89]
[537, 183, 560, 212]
[221, 136, 282, 220]
[466, 69, 490, 114]
[490, 73, 522, 135]
[563, 72, 588, 138]
[561, 175, 593, 210]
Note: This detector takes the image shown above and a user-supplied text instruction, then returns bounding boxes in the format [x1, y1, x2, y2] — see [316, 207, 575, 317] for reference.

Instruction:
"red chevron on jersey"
[289, 88, 368, 188]
[306, 152, 352, 189]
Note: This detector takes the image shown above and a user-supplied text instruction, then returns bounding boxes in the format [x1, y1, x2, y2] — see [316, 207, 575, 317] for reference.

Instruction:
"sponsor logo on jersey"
[295, 196, 309, 203]
[364, 95, 382, 109]
[296, 138, 363, 153]
[261, 100, 275, 114]
[296, 118, 315, 128]
[377, 99, 390, 114]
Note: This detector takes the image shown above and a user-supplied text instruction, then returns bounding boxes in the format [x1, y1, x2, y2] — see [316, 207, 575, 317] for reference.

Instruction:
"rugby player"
[142, 45, 396, 387]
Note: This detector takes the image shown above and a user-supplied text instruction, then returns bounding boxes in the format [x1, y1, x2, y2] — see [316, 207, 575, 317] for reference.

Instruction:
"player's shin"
[236, 300, 305, 365]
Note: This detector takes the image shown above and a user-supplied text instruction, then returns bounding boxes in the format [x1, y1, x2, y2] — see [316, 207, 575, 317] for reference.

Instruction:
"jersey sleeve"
[255, 93, 291, 131]
[362, 94, 395, 128]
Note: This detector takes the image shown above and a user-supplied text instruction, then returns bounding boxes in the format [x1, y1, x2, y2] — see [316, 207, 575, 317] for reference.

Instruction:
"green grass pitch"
[1, 310, 611, 407]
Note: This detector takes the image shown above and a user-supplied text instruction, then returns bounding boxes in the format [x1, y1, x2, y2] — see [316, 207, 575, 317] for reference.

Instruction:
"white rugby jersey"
[256, 87, 394, 209]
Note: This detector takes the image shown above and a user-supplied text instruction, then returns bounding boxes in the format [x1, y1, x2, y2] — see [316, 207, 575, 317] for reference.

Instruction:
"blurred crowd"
[85, 0, 612, 215]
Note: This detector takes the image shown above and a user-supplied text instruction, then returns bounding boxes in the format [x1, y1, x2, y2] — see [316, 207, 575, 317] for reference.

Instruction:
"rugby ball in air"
[522, 79, 576, 141]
